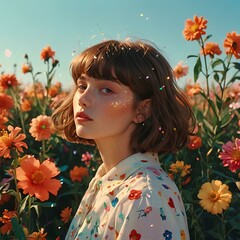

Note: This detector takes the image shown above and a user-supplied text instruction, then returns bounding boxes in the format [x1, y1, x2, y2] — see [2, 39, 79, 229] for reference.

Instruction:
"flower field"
[0, 15, 240, 240]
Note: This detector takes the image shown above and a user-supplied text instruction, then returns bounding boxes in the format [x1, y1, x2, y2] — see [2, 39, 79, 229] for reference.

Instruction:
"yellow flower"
[169, 160, 191, 177]
[197, 180, 232, 214]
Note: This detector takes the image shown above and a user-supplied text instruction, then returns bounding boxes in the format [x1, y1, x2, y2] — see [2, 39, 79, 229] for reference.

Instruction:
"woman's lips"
[75, 112, 93, 121]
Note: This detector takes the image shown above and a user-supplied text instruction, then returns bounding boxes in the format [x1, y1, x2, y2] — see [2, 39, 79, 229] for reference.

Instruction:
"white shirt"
[65, 152, 190, 240]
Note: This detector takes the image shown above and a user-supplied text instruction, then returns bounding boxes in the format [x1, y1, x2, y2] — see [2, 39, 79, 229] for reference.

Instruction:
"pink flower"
[81, 151, 92, 167]
[219, 138, 240, 172]
[173, 61, 189, 79]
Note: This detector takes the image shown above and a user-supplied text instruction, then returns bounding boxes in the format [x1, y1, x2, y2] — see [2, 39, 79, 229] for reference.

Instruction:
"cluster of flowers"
[0, 15, 239, 239]
[0, 47, 98, 239]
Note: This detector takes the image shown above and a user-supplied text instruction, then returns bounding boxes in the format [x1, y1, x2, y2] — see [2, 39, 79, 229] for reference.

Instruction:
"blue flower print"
[163, 230, 172, 240]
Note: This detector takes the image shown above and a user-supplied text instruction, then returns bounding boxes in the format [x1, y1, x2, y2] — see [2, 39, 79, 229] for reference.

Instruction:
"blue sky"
[1, 0, 240, 88]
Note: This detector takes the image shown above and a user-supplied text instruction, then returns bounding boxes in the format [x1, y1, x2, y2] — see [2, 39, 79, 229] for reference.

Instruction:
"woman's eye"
[100, 88, 113, 94]
[78, 84, 87, 91]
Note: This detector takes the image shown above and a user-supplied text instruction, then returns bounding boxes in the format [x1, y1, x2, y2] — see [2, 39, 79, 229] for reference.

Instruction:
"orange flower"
[27, 228, 47, 240]
[0, 93, 14, 110]
[185, 83, 202, 97]
[70, 166, 89, 182]
[187, 135, 202, 150]
[48, 82, 61, 97]
[0, 125, 28, 158]
[29, 115, 55, 141]
[22, 63, 32, 74]
[169, 160, 191, 177]
[20, 98, 32, 112]
[16, 156, 61, 201]
[40, 46, 55, 61]
[201, 42, 222, 58]
[0, 209, 17, 235]
[60, 207, 72, 223]
[0, 110, 9, 129]
[224, 31, 240, 59]
[173, 61, 189, 79]
[183, 15, 208, 41]
[24, 82, 45, 99]
[0, 74, 19, 89]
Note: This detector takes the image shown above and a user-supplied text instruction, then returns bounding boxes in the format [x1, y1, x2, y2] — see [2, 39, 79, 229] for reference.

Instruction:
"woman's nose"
[78, 88, 92, 107]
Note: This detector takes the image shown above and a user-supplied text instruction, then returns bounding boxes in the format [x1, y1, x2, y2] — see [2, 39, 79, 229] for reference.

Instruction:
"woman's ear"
[133, 99, 151, 124]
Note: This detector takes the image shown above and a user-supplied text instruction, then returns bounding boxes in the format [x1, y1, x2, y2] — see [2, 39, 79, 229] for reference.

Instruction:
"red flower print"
[128, 189, 142, 200]
[129, 229, 141, 240]
[168, 197, 175, 210]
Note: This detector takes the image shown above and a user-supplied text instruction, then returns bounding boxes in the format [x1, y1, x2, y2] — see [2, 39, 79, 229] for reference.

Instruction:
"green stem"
[28, 196, 31, 231]
[41, 139, 46, 163]
[221, 213, 226, 240]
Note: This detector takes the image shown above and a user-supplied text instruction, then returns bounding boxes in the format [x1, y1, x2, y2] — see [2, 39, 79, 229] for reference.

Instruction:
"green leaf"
[213, 72, 220, 83]
[187, 55, 198, 59]
[211, 58, 224, 69]
[34, 201, 56, 208]
[19, 195, 29, 215]
[194, 56, 202, 82]
[11, 217, 26, 240]
[232, 62, 240, 70]
[203, 34, 213, 42]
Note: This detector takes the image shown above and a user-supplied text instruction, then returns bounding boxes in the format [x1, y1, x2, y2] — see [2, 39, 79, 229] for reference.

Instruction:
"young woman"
[52, 40, 194, 240]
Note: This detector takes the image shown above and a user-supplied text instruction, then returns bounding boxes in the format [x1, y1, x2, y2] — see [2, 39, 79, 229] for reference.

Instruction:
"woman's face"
[73, 74, 138, 142]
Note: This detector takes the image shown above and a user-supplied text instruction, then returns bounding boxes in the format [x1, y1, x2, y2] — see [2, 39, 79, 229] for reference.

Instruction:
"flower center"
[41, 124, 47, 129]
[232, 149, 240, 161]
[210, 191, 220, 202]
[232, 41, 237, 50]
[191, 23, 199, 32]
[1, 134, 13, 147]
[31, 171, 45, 184]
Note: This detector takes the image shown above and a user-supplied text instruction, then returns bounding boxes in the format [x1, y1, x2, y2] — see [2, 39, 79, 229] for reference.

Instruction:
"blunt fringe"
[52, 40, 195, 154]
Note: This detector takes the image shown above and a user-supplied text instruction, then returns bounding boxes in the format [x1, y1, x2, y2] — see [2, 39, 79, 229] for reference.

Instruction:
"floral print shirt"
[65, 152, 190, 240]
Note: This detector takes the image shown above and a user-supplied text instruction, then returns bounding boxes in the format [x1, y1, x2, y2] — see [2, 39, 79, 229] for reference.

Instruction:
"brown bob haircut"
[52, 40, 195, 154]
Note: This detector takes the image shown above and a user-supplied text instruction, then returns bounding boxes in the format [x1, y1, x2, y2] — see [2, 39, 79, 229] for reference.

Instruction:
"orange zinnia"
[29, 115, 55, 141]
[40, 46, 55, 61]
[70, 166, 89, 182]
[223, 31, 240, 59]
[16, 156, 62, 201]
[185, 83, 202, 97]
[48, 82, 61, 97]
[183, 15, 208, 41]
[0, 110, 8, 129]
[0, 125, 28, 158]
[201, 42, 222, 58]
[20, 98, 32, 112]
[60, 207, 72, 223]
[0, 209, 17, 235]
[22, 63, 32, 74]
[0, 74, 19, 90]
[0, 93, 14, 110]
[169, 160, 191, 177]
[173, 61, 189, 79]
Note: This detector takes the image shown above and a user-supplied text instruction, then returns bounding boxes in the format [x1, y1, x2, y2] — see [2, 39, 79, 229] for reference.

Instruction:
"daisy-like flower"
[60, 207, 72, 223]
[27, 228, 47, 240]
[0, 125, 28, 158]
[29, 115, 55, 141]
[0, 74, 19, 90]
[173, 61, 189, 79]
[22, 63, 32, 74]
[0, 209, 17, 235]
[16, 156, 62, 201]
[70, 166, 89, 182]
[197, 180, 232, 214]
[200, 42, 222, 58]
[169, 160, 191, 177]
[183, 15, 208, 41]
[187, 135, 202, 150]
[40, 46, 55, 61]
[223, 31, 240, 59]
[219, 138, 240, 172]
[0, 92, 14, 111]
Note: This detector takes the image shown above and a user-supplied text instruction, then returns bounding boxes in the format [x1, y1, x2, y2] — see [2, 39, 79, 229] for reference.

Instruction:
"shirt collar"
[94, 152, 159, 195]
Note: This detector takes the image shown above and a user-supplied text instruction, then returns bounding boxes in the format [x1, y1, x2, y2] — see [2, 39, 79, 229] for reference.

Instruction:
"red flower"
[129, 229, 141, 240]
[128, 189, 142, 200]
[219, 138, 240, 172]
[0, 74, 19, 89]
[60, 207, 72, 223]
[70, 166, 89, 182]
[0, 209, 17, 235]
[0, 93, 14, 111]
[0, 125, 28, 158]
[183, 15, 208, 41]
[187, 135, 202, 150]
